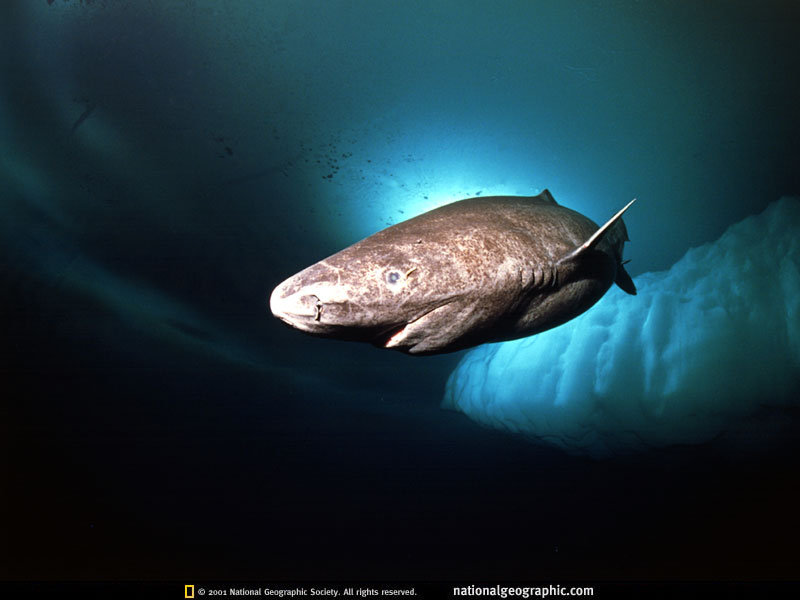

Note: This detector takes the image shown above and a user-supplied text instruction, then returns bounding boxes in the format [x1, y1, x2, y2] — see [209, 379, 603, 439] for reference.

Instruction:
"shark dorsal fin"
[538, 189, 557, 205]
[557, 198, 636, 265]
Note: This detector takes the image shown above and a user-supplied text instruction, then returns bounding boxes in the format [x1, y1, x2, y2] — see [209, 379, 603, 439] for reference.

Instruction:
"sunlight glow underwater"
[443, 197, 800, 458]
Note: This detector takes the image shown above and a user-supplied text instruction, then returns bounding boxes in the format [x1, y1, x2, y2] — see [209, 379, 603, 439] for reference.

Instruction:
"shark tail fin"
[615, 261, 637, 295]
[557, 198, 636, 263]
[556, 198, 637, 295]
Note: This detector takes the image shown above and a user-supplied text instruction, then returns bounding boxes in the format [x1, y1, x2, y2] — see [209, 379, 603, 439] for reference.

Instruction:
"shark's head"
[269, 237, 466, 352]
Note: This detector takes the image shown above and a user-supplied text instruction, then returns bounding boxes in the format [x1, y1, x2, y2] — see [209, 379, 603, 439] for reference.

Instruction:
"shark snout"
[270, 282, 322, 326]
[271, 267, 391, 340]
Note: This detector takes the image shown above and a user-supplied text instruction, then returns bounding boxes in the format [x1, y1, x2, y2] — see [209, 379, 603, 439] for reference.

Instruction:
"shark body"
[270, 190, 636, 355]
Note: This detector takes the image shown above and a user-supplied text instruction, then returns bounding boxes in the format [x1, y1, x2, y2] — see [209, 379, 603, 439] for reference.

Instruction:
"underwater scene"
[2, 0, 799, 587]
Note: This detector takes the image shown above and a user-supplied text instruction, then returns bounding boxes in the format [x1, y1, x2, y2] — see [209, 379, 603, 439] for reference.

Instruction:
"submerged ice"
[443, 197, 800, 458]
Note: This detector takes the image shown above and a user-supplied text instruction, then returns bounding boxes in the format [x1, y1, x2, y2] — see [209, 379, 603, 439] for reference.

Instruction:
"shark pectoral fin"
[557, 198, 637, 266]
[615, 263, 637, 295]
[383, 303, 454, 353]
[383, 324, 410, 348]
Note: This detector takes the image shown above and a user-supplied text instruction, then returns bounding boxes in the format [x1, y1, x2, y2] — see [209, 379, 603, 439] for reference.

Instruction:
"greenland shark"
[270, 189, 636, 355]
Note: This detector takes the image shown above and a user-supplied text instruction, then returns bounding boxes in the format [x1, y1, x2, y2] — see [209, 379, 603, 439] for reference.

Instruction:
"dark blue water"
[2, 0, 799, 583]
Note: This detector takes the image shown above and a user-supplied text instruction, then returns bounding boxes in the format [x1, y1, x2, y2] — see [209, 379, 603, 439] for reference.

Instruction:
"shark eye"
[386, 270, 401, 285]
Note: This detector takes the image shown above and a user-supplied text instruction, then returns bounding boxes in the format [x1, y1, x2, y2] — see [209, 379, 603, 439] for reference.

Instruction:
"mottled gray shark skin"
[270, 189, 636, 355]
